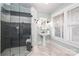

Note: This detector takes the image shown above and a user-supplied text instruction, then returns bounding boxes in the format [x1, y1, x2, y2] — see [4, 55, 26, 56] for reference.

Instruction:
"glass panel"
[10, 3, 20, 56]
[19, 4, 32, 56]
[1, 4, 11, 56]
[0, 3, 32, 56]
[53, 13, 64, 38]
[0, 3, 1, 56]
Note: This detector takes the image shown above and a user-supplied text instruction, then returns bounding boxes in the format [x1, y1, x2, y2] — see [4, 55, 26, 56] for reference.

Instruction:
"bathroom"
[0, 3, 79, 56]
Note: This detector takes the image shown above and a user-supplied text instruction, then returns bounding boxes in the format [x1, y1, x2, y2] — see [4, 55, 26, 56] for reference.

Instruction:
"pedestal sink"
[39, 30, 50, 46]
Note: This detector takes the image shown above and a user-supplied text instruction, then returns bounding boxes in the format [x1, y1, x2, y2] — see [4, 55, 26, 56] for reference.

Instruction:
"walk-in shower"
[0, 3, 32, 56]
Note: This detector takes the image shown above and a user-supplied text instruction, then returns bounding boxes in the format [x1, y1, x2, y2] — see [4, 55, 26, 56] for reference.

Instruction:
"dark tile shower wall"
[1, 21, 31, 53]
[1, 21, 11, 52]
[19, 23, 31, 46]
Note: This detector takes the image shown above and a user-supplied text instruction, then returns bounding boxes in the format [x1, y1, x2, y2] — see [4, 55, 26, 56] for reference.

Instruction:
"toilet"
[26, 38, 32, 51]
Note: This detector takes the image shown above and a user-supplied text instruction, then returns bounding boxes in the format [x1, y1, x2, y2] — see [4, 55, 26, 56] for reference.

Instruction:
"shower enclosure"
[0, 3, 32, 56]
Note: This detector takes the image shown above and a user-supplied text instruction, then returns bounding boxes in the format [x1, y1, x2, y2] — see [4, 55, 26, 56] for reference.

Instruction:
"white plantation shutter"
[68, 6, 79, 42]
[53, 13, 64, 38]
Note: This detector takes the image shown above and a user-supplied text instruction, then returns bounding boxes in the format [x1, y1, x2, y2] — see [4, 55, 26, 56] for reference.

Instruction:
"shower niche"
[1, 3, 32, 56]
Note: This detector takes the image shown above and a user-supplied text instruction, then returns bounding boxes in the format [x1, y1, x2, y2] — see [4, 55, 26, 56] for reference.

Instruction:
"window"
[67, 6, 79, 42]
[53, 13, 64, 38]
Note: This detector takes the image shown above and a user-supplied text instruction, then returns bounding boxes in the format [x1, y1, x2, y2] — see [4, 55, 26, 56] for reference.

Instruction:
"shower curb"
[27, 51, 32, 56]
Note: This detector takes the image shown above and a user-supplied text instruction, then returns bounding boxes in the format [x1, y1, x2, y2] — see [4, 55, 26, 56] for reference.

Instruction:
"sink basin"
[39, 30, 50, 46]
[40, 30, 50, 35]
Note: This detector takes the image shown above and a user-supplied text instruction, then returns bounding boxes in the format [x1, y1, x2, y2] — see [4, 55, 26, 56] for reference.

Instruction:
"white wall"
[49, 18, 55, 38]
[31, 7, 38, 45]
[38, 13, 50, 18]
[38, 13, 51, 22]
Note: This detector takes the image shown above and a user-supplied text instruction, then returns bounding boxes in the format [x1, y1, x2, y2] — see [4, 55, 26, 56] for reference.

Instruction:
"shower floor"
[1, 46, 30, 56]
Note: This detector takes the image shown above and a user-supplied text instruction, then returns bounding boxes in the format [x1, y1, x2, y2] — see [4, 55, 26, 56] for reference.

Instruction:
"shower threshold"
[1, 46, 31, 56]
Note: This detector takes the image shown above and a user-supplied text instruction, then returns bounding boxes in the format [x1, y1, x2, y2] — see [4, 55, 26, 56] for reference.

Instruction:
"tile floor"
[30, 39, 77, 56]
[1, 39, 78, 56]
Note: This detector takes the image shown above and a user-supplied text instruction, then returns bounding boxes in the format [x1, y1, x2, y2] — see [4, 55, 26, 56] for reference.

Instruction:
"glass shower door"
[10, 3, 20, 56]
[19, 4, 32, 56]
[1, 4, 11, 56]
[1, 3, 32, 56]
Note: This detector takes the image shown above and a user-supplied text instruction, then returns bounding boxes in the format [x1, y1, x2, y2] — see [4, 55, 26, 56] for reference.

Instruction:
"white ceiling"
[21, 3, 72, 14]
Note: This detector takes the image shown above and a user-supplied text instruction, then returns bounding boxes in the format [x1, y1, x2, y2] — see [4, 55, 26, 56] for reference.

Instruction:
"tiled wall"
[3, 4, 31, 13]
[1, 21, 31, 52]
